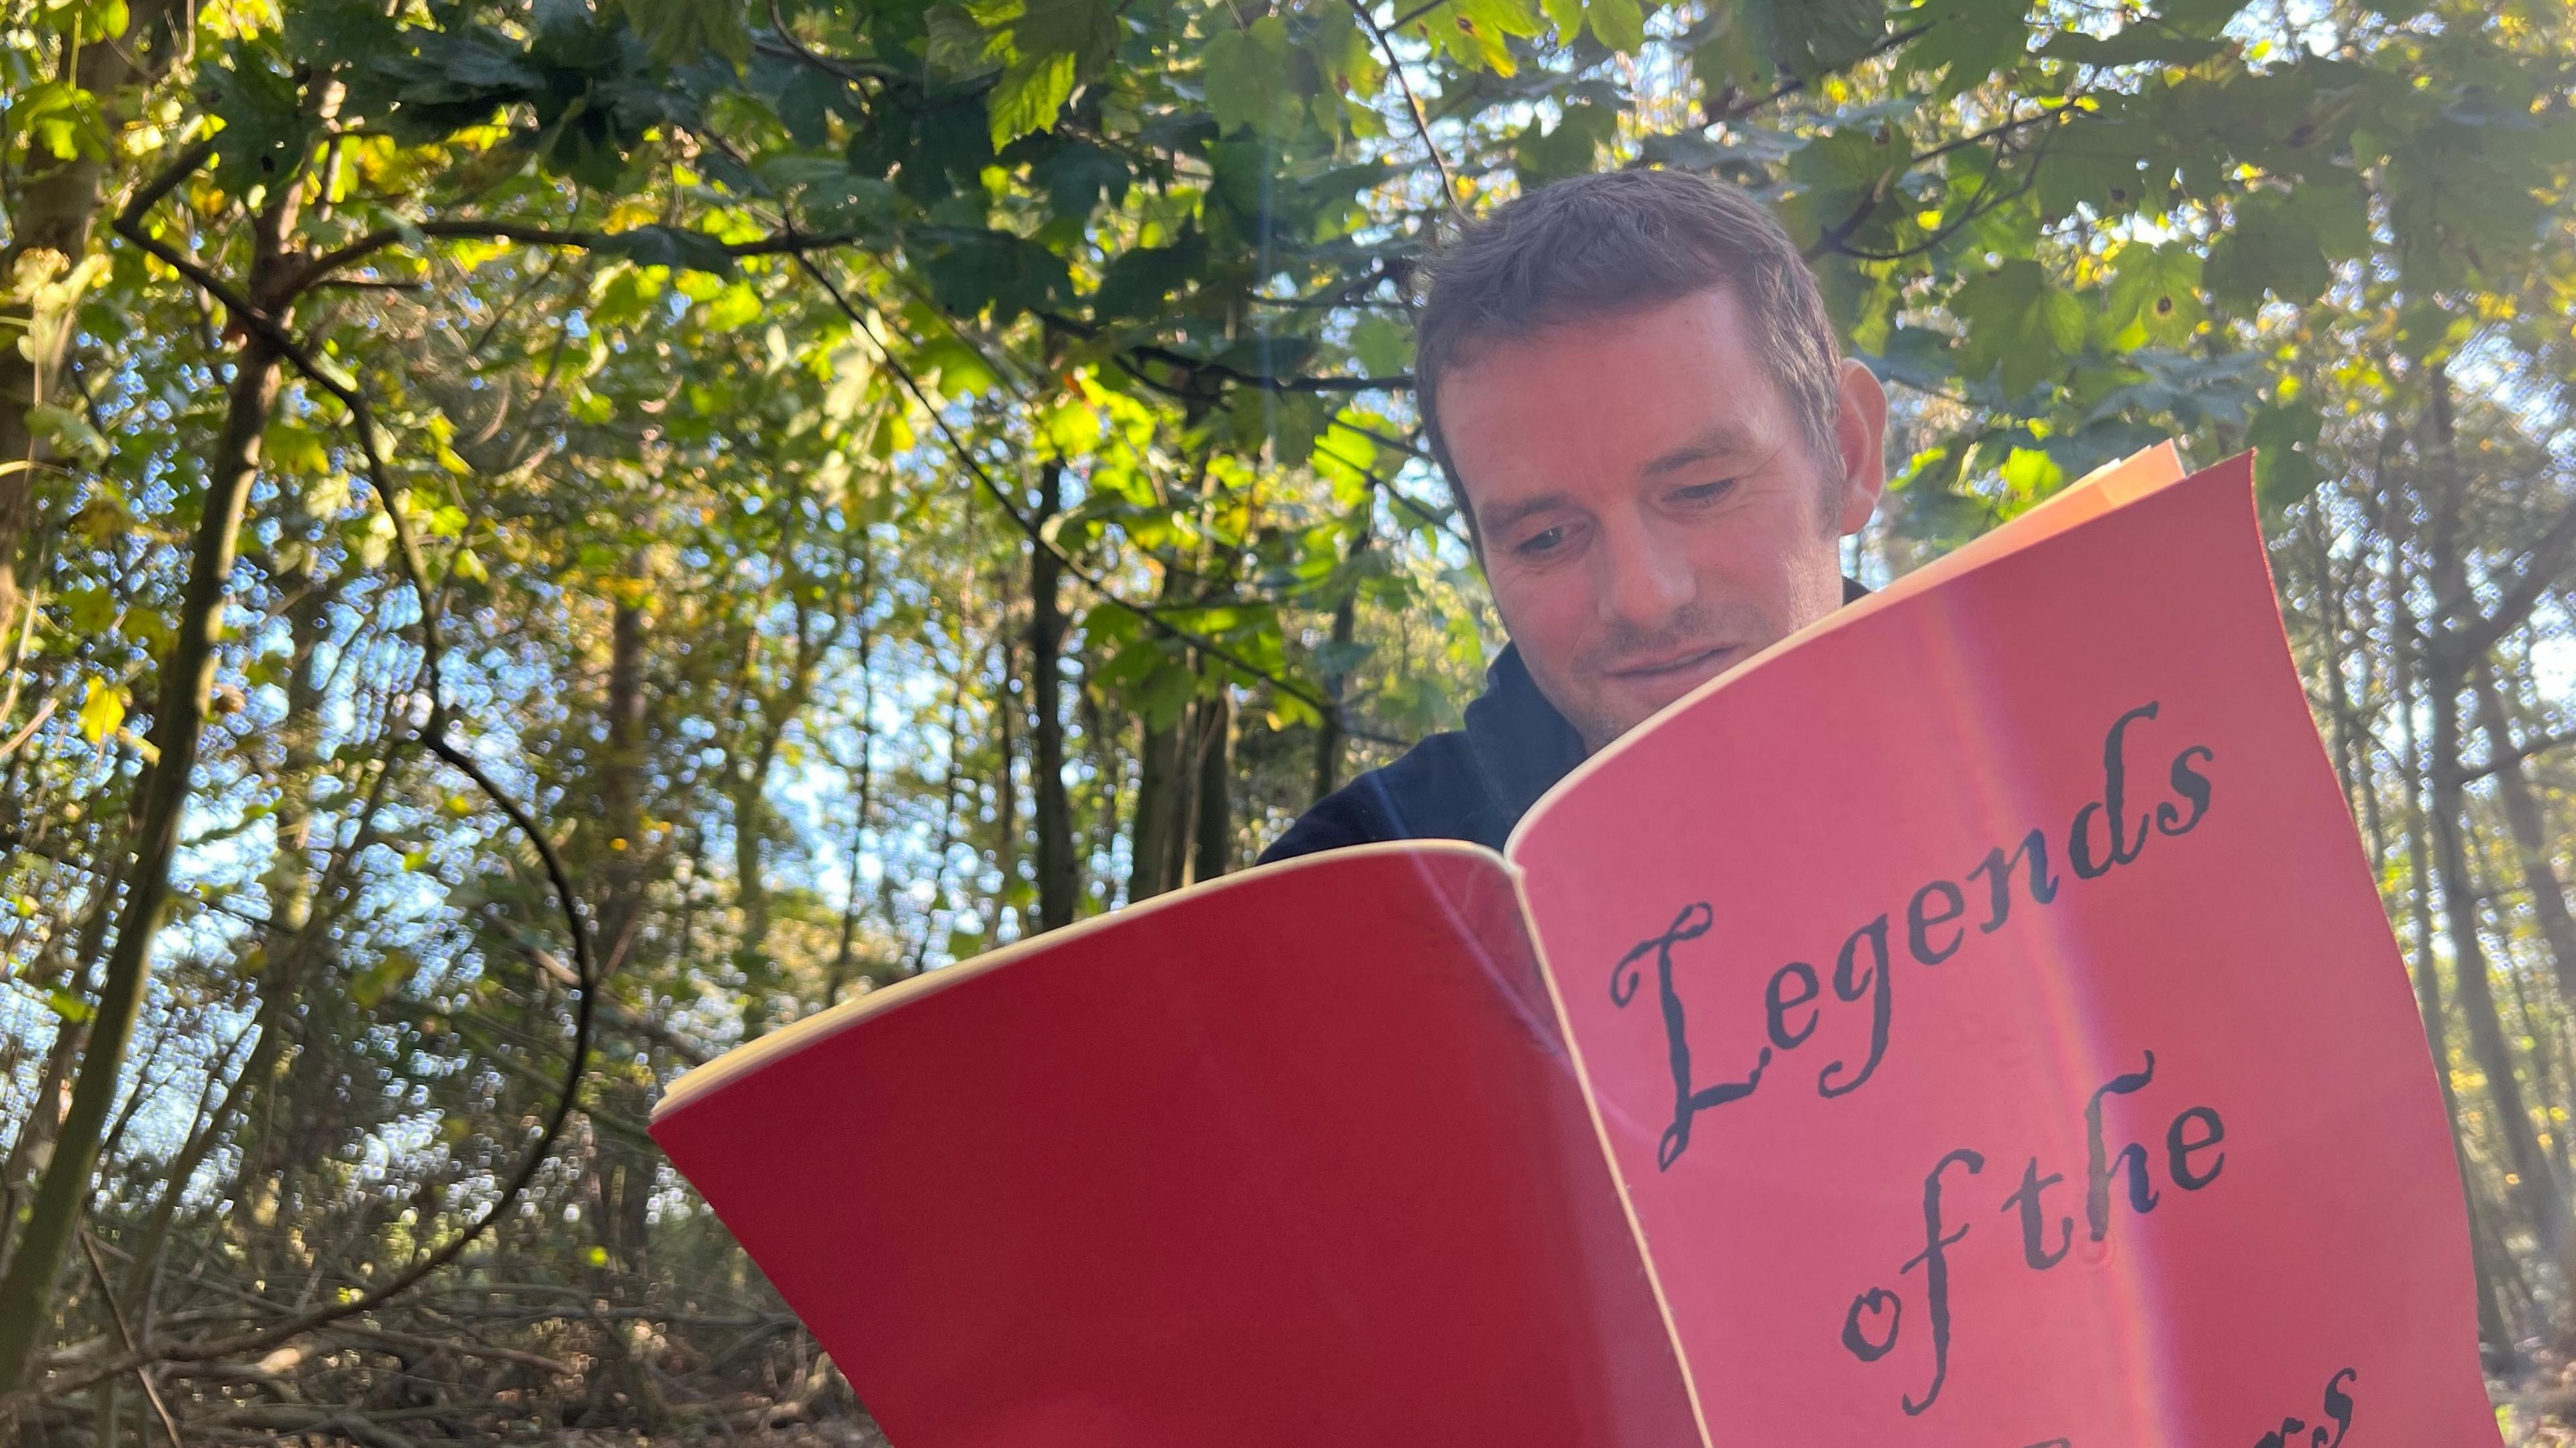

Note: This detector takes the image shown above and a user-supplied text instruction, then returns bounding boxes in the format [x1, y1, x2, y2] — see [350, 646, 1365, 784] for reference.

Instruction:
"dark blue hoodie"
[1258, 578, 1869, 863]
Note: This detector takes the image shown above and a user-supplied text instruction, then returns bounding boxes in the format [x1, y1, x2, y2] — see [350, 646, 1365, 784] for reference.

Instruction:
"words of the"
[1838, 1050, 2226, 1418]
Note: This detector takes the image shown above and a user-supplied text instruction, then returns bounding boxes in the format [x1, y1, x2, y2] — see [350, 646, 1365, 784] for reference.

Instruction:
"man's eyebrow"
[1640, 421, 1761, 478]
[1478, 491, 1577, 536]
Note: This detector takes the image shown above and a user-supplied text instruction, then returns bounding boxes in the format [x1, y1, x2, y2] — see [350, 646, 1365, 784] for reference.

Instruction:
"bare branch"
[1344, 0, 1464, 219]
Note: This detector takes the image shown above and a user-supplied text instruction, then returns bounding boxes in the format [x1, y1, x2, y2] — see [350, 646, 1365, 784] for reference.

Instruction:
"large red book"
[650, 449, 2496, 1445]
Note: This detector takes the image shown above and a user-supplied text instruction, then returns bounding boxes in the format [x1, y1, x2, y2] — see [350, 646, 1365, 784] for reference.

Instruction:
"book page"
[1506, 455, 2491, 1445]
[652, 842, 1700, 1448]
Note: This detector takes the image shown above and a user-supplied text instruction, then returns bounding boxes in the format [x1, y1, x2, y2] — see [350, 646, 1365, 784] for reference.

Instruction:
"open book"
[649, 449, 2494, 1446]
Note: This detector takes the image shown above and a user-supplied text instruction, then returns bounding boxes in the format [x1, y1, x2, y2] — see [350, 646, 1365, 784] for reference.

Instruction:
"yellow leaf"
[77, 675, 123, 744]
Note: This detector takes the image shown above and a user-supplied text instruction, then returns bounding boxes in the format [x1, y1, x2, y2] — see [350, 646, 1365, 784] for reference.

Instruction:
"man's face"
[1440, 286, 1888, 753]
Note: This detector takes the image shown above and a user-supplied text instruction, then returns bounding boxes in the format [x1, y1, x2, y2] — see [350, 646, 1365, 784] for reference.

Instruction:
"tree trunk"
[0, 0, 185, 659]
[731, 582, 828, 1025]
[827, 545, 878, 1006]
[2503, 948, 2575, 1186]
[1127, 717, 1181, 904]
[0, 848, 120, 1280]
[731, 761, 775, 1030]
[0, 294, 288, 1393]
[1190, 687, 1233, 885]
[1079, 683, 1120, 903]
[1028, 463, 1076, 932]
[1312, 589, 1357, 803]
[2434, 676, 2576, 1297]
[1160, 698, 1199, 893]
[2414, 357, 2576, 1319]
[908, 613, 978, 974]
[986, 623, 1019, 942]
[596, 585, 649, 977]
[2396, 579, 2517, 1351]
[2473, 668, 2576, 1003]
[222, 557, 338, 1237]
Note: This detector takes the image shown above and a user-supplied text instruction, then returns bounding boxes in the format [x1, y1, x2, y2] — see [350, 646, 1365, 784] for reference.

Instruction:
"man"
[1263, 168, 1888, 862]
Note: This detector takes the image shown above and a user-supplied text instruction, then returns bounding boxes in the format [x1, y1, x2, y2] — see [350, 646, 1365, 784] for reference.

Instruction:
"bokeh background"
[4, 0, 2575, 1439]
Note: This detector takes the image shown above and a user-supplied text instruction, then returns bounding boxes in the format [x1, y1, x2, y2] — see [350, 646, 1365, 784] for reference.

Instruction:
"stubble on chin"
[1555, 605, 1775, 753]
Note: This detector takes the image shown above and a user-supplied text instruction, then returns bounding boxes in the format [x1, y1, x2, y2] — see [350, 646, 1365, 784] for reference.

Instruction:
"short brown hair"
[1411, 170, 1844, 526]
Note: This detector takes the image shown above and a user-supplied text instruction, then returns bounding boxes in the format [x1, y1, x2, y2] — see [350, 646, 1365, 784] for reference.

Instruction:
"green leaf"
[1901, 0, 2029, 101]
[1514, 103, 1617, 185]
[1998, 446, 2066, 504]
[1780, 121, 1909, 252]
[915, 335, 1002, 396]
[774, 65, 845, 147]
[25, 404, 109, 461]
[980, 0, 1119, 66]
[619, 0, 751, 68]
[916, 229, 1073, 322]
[2156, 0, 2253, 38]
[2037, 25, 2226, 68]
[1034, 139, 1132, 220]
[698, 280, 764, 331]
[60, 586, 115, 633]
[351, 947, 421, 1009]
[2102, 243, 2204, 349]
[1090, 231, 1205, 320]
[1772, 0, 1884, 78]
[1585, 0, 1644, 54]
[2247, 398, 2322, 517]
[924, 3, 1003, 76]
[1040, 396, 1101, 455]
[1891, 482, 1992, 546]
[264, 420, 332, 476]
[965, 0, 1118, 143]
[209, 54, 317, 197]
[600, 225, 740, 278]
[1693, 0, 1881, 95]
[988, 50, 1078, 145]
[1349, 315, 1412, 378]
[2205, 189, 2330, 310]
[2034, 101, 2157, 221]
[44, 987, 93, 1025]
[1856, 325, 1958, 395]
[2288, 166, 2372, 265]
[1953, 259, 2084, 399]
[1407, 0, 1545, 76]
[14, 252, 109, 370]
[11, 80, 109, 163]
[1201, 25, 1289, 135]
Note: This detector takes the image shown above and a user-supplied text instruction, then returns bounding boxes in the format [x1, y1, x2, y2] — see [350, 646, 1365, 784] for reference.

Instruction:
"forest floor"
[2496, 1351, 2576, 1445]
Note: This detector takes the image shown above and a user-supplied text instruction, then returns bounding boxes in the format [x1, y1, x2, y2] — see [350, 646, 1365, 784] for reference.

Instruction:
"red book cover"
[651, 449, 2496, 1446]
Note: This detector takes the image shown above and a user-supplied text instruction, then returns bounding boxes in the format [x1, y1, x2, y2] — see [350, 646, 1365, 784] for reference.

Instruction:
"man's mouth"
[1605, 645, 1739, 684]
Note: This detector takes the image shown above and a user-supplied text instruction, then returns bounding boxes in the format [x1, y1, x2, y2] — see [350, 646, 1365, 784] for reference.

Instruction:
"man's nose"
[1593, 512, 1696, 628]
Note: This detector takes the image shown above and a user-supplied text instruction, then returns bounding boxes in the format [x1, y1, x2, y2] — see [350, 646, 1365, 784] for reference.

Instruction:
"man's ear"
[1831, 357, 1890, 537]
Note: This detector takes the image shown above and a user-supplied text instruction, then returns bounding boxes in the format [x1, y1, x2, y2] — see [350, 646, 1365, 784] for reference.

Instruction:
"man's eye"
[1673, 478, 1739, 506]
[1515, 526, 1569, 557]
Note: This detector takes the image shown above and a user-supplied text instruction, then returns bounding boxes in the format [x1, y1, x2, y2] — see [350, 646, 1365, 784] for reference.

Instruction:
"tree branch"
[1345, 0, 1464, 219]
[790, 252, 1408, 745]
[288, 220, 875, 296]
[21, 132, 606, 1409]
[2437, 498, 2576, 667]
